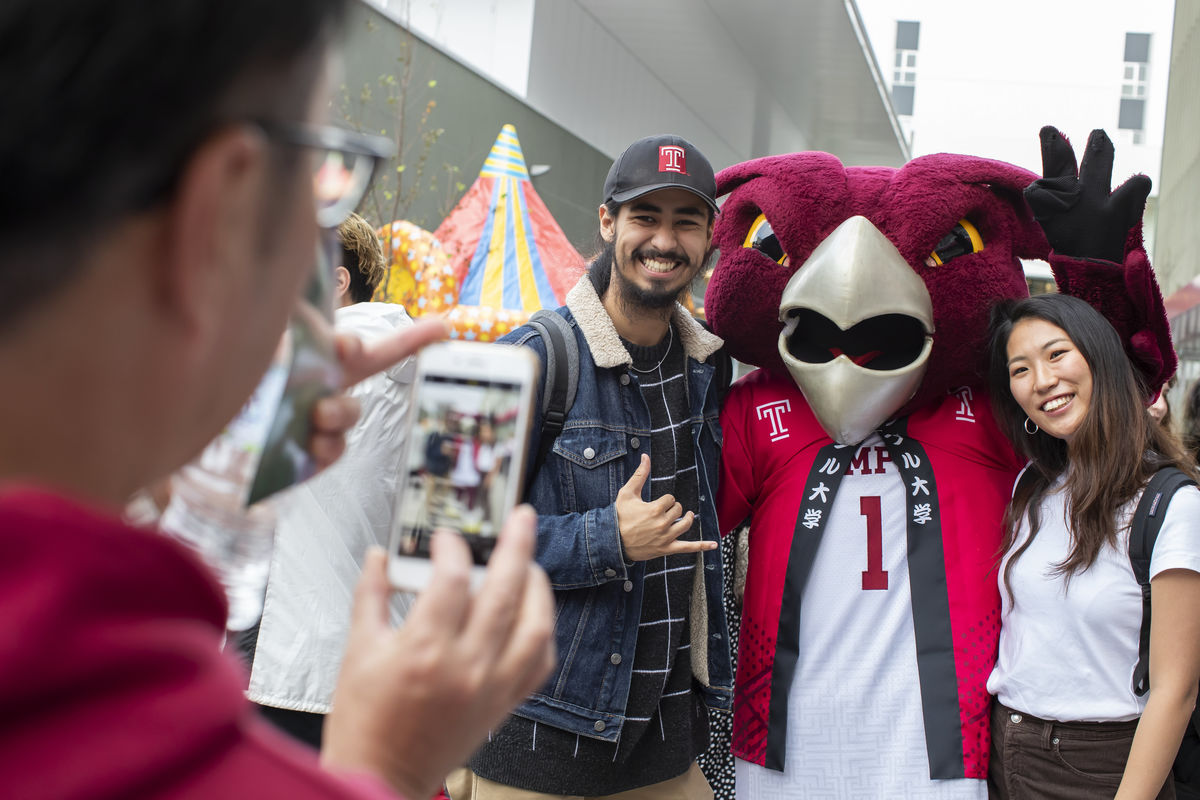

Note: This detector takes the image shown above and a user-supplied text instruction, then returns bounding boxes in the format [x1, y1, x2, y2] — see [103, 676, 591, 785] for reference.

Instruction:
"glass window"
[896, 21, 920, 51]
[893, 84, 915, 116]
[1119, 97, 1145, 130]
[1124, 32, 1151, 63]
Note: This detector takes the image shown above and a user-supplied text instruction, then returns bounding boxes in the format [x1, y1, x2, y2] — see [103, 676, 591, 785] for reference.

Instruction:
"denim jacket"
[498, 276, 733, 744]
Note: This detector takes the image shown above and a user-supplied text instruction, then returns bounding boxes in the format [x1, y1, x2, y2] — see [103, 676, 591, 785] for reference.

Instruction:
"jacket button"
[604, 568, 616, 578]
[630, 437, 640, 449]
[1010, 713, 1023, 724]
[623, 580, 633, 592]
[610, 653, 622, 665]
[594, 720, 606, 732]
[619, 374, 631, 386]
[583, 447, 596, 460]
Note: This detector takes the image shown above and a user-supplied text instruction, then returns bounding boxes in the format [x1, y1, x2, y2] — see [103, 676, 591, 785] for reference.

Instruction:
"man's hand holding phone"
[321, 505, 555, 800]
[616, 454, 718, 561]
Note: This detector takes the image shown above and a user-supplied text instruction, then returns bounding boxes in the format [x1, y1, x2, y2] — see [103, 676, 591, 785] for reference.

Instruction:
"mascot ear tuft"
[902, 154, 1051, 261]
[716, 160, 766, 198]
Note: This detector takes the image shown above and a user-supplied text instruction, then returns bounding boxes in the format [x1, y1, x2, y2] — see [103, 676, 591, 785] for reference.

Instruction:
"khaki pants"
[444, 762, 713, 800]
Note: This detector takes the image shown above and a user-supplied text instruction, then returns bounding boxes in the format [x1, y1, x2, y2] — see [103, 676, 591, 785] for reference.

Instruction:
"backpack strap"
[526, 310, 578, 475]
[712, 345, 733, 404]
[1129, 466, 1196, 696]
[698, 320, 734, 404]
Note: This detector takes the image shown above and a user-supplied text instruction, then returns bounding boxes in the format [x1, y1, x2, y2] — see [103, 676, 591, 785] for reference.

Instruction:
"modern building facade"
[366, 0, 909, 170]
[855, 0, 1175, 270]
[1157, 1, 1200, 296]
[1156, 1, 1200, 398]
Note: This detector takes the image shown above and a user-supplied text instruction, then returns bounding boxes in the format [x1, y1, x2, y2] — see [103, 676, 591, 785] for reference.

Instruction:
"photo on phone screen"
[390, 343, 536, 580]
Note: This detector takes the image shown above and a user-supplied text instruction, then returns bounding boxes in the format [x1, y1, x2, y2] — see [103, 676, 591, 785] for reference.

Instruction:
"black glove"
[1024, 126, 1151, 263]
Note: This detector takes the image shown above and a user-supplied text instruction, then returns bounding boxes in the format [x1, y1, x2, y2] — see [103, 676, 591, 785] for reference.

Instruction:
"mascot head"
[705, 152, 1050, 444]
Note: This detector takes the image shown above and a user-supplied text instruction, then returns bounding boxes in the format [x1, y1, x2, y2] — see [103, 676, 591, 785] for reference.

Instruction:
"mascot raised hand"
[705, 127, 1173, 798]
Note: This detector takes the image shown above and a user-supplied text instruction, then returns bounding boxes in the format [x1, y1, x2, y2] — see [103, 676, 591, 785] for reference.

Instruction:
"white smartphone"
[387, 340, 539, 591]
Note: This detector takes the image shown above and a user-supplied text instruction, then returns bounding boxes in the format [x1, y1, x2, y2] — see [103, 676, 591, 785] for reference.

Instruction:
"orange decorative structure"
[373, 220, 459, 318]
[445, 305, 532, 342]
[433, 124, 586, 341]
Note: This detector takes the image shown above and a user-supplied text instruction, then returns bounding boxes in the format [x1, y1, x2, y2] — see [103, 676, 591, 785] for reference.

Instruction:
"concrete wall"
[338, 1, 611, 249]
[523, 0, 812, 169]
[1156, 0, 1200, 295]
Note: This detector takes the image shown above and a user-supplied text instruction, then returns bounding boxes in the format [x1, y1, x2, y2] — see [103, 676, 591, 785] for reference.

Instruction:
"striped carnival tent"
[433, 124, 585, 341]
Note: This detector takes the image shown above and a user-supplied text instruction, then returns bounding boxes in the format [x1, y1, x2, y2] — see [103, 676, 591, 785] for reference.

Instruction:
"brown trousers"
[444, 762, 713, 800]
[989, 701, 1174, 799]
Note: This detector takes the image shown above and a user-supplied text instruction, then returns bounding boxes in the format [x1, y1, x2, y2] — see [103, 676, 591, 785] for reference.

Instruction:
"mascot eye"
[925, 219, 983, 267]
[742, 213, 790, 266]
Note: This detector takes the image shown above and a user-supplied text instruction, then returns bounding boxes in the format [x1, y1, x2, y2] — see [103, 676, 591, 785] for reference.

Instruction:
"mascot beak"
[777, 215, 934, 445]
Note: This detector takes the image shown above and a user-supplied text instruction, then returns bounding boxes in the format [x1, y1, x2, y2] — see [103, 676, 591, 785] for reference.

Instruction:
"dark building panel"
[339, 2, 610, 248]
[1124, 32, 1151, 63]
[1119, 97, 1146, 130]
[896, 20, 920, 51]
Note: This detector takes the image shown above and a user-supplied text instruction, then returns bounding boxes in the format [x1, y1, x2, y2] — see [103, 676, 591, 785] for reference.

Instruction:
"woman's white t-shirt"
[986, 471, 1200, 722]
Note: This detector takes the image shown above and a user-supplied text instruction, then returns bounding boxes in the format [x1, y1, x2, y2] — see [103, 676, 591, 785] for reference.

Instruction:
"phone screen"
[393, 372, 527, 566]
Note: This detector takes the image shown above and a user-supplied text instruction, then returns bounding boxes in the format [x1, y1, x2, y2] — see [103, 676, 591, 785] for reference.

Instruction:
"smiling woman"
[1003, 315, 1094, 442]
[984, 293, 1200, 800]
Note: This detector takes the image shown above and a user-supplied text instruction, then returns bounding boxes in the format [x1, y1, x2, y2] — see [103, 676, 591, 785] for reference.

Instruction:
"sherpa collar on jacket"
[564, 275, 723, 368]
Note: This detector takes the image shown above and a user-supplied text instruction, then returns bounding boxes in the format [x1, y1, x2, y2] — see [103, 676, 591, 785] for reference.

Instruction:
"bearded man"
[447, 135, 733, 800]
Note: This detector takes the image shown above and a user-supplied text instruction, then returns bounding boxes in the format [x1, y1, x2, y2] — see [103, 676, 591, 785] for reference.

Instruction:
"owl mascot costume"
[703, 127, 1174, 798]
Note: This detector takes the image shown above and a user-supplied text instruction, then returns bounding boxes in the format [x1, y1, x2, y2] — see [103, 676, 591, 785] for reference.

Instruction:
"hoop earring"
[1024, 417, 1039, 435]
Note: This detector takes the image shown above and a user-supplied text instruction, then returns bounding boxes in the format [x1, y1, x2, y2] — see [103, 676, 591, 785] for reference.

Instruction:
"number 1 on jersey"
[860, 495, 888, 590]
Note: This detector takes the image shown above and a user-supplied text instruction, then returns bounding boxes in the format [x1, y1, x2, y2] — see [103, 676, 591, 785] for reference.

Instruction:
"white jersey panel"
[737, 435, 985, 800]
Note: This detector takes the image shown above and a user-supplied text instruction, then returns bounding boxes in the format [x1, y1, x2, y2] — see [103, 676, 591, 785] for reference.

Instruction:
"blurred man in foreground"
[0, 2, 553, 798]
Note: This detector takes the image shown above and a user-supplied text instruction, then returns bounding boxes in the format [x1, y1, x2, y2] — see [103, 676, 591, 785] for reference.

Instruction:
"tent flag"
[434, 124, 584, 318]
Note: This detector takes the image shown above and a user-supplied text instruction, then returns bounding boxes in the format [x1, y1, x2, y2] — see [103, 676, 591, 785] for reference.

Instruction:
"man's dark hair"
[0, 0, 346, 328]
[586, 200, 621, 296]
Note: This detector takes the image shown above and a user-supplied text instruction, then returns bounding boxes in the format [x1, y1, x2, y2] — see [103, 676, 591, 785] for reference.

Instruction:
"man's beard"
[612, 248, 698, 312]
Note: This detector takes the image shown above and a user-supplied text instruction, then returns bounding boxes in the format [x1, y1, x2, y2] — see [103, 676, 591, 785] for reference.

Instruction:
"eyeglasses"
[254, 121, 394, 229]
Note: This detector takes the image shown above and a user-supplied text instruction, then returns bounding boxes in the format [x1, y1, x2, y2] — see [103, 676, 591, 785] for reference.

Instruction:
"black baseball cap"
[603, 134, 718, 215]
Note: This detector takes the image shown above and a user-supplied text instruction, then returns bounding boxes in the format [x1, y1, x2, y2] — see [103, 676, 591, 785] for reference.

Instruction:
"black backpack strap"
[526, 310, 578, 475]
[698, 320, 734, 405]
[1129, 466, 1196, 696]
[712, 346, 733, 404]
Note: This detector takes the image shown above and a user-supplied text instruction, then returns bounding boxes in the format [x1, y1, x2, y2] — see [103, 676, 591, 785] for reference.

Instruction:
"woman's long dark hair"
[987, 294, 1194, 601]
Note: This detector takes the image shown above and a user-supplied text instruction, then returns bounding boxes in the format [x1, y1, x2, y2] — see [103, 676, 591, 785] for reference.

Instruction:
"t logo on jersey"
[756, 399, 791, 441]
[658, 145, 687, 174]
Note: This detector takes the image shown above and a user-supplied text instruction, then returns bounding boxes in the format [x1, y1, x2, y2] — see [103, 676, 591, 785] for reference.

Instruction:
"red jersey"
[718, 370, 1024, 780]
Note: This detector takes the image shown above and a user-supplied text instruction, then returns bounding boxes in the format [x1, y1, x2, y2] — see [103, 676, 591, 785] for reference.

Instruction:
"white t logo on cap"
[658, 145, 687, 174]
